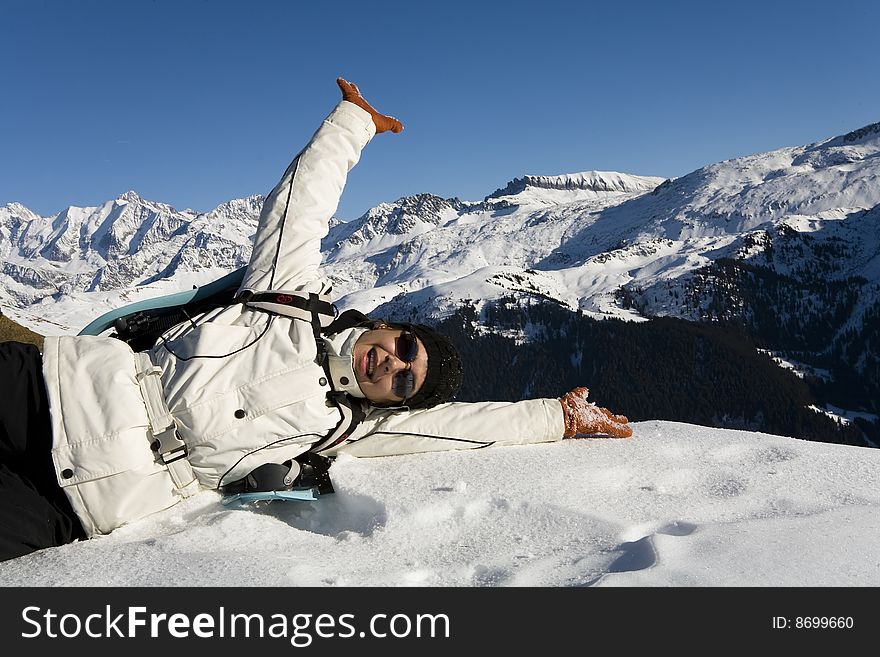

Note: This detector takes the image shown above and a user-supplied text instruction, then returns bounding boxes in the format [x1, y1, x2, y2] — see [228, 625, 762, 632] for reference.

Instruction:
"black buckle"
[151, 427, 188, 464]
[295, 453, 335, 495]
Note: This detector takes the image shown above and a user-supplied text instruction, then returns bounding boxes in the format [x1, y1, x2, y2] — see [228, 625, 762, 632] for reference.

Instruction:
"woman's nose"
[383, 353, 408, 373]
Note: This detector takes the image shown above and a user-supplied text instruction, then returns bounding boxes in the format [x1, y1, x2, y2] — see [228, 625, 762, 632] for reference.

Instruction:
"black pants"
[0, 341, 86, 561]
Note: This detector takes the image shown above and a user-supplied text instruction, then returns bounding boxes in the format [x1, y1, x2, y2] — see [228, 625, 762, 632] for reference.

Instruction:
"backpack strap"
[244, 291, 337, 329]
[324, 308, 370, 335]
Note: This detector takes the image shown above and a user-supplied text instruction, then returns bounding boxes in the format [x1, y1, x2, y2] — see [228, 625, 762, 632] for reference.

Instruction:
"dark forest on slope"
[628, 257, 880, 420]
[429, 297, 874, 448]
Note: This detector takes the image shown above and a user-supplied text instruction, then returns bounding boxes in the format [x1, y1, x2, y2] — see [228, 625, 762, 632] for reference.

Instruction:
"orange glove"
[560, 387, 632, 439]
[337, 77, 404, 134]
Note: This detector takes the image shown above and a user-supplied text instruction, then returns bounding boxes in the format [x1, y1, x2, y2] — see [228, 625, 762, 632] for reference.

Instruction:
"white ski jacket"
[42, 101, 565, 538]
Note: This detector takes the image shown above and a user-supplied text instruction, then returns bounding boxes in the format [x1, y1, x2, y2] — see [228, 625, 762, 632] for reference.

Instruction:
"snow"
[825, 403, 879, 424]
[1, 420, 877, 587]
[757, 349, 833, 381]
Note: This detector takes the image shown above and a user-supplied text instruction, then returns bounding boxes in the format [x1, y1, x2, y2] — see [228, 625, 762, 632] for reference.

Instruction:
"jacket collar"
[321, 327, 369, 398]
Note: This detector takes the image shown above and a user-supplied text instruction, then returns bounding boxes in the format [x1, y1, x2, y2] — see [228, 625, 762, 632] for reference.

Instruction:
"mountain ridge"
[487, 171, 665, 199]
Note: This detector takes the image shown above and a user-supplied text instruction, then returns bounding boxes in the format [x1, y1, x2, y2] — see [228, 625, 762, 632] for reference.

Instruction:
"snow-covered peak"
[487, 171, 666, 200]
[323, 193, 466, 261]
[116, 190, 143, 203]
[205, 194, 264, 216]
[1, 201, 38, 216]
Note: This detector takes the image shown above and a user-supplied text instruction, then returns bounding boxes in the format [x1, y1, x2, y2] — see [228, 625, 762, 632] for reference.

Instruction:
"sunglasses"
[391, 331, 419, 399]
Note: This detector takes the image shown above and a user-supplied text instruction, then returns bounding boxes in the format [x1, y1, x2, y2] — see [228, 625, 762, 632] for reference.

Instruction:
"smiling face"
[351, 327, 428, 405]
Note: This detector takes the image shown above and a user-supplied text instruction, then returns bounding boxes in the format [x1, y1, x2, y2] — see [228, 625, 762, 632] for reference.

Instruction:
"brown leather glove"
[337, 77, 404, 134]
[560, 387, 632, 439]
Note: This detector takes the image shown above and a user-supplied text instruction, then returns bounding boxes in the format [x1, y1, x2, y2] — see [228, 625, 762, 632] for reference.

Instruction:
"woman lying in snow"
[0, 78, 632, 562]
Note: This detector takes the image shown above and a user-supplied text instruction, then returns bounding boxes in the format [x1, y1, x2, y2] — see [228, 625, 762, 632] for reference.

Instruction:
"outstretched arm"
[330, 398, 566, 458]
[328, 388, 632, 458]
[238, 79, 402, 294]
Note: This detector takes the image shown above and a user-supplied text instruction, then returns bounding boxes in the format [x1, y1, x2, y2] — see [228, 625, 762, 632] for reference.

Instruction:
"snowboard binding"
[220, 452, 335, 506]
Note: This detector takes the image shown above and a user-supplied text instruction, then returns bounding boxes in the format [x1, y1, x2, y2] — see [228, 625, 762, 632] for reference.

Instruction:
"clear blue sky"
[2, 0, 878, 220]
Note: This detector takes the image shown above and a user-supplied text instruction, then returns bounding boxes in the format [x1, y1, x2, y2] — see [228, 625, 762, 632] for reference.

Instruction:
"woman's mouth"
[365, 348, 376, 380]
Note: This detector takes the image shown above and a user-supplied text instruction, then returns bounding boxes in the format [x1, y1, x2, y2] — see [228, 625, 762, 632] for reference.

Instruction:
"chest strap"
[135, 352, 199, 498]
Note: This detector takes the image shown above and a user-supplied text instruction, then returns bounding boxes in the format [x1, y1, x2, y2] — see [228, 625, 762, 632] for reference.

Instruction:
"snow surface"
[1, 421, 877, 587]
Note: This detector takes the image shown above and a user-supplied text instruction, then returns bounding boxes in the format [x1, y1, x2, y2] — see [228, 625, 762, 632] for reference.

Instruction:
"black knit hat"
[397, 323, 463, 409]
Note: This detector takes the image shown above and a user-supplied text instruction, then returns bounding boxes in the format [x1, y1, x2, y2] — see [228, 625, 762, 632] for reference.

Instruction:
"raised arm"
[238, 79, 402, 294]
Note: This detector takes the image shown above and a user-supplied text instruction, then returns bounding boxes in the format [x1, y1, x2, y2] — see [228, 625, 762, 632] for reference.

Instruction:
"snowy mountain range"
[2, 120, 879, 443]
[3, 122, 878, 323]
